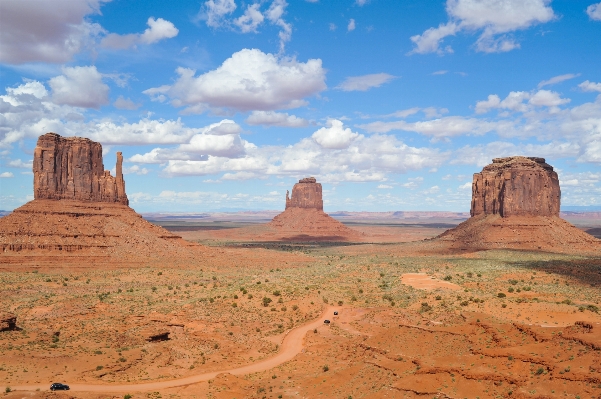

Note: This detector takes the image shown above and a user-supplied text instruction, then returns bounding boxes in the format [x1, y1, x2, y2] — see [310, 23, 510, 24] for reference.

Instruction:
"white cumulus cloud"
[234, 3, 265, 33]
[102, 17, 179, 49]
[245, 111, 308, 127]
[143, 48, 327, 113]
[0, 0, 105, 64]
[409, 0, 555, 54]
[129, 120, 246, 163]
[49, 66, 109, 109]
[336, 73, 396, 91]
[587, 2, 601, 20]
[475, 90, 570, 114]
[348, 19, 356, 31]
[579, 80, 601, 93]
[113, 96, 142, 110]
[0, 172, 14, 178]
[201, 0, 237, 28]
[312, 119, 361, 149]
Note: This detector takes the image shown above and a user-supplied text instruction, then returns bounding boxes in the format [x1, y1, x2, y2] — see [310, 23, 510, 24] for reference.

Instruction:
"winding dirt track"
[13, 306, 336, 393]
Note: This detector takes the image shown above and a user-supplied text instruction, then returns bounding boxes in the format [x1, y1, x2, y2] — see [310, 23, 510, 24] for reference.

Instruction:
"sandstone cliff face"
[470, 156, 560, 218]
[33, 133, 128, 205]
[285, 177, 323, 211]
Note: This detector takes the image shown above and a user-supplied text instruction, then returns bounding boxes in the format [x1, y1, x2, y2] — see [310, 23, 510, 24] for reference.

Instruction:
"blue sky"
[1, 0, 600, 212]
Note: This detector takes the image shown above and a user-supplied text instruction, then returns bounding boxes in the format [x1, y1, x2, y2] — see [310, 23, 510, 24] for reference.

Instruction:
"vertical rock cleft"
[285, 177, 323, 211]
[33, 133, 128, 205]
[470, 156, 560, 218]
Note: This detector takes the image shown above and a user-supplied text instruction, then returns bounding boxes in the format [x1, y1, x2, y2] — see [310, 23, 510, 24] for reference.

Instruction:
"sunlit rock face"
[33, 133, 128, 205]
[470, 156, 560, 218]
[285, 177, 323, 211]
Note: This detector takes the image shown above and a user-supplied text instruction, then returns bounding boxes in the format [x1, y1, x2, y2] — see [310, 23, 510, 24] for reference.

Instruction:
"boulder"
[285, 177, 323, 211]
[470, 156, 560, 218]
[145, 330, 170, 342]
[33, 133, 128, 205]
[0, 313, 17, 331]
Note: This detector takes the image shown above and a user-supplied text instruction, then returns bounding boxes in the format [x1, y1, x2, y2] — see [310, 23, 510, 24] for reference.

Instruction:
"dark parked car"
[50, 383, 70, 391]
[333, 311, 338, 315]
[324, 319, 330, 324]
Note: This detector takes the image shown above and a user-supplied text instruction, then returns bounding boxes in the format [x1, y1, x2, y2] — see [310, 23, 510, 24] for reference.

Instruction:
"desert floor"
[2, 215, 601, 399]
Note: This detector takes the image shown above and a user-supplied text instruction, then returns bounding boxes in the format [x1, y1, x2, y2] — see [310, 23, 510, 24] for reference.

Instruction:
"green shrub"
[497, 293, 506, 298]
[262, 297, 272, 307]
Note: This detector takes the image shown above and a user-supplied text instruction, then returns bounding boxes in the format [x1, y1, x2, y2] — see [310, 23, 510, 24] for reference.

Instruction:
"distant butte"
[436, 156, 600, 253]
[265, 177, 361, 241]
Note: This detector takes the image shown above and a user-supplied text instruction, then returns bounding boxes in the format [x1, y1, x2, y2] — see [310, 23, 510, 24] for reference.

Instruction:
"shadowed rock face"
[470, 156, 560, 218]
[285, 177, 323, 211]
[33, 133, 128, 205]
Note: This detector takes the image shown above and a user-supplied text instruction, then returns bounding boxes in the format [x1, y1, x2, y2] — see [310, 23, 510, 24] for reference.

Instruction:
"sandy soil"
[2, 212, 601, 398]
[401, 273, 462, 291]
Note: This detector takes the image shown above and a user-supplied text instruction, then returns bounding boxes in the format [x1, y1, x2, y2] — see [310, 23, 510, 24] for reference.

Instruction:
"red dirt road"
[12, 306, 336, 393]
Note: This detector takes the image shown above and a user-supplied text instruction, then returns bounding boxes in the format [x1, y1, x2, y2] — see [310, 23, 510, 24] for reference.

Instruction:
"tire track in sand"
[13, 306, 336, 393]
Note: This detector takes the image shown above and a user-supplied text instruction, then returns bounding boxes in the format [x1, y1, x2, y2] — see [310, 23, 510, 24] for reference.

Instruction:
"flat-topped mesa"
[33, 133, 128, 205]
[285, 177, 323, 211]
[470, 156, 560, 218]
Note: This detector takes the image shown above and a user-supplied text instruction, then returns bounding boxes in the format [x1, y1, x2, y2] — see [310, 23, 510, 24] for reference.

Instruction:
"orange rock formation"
[266, 177, 360, 241]
[437, 156, 600, 253]
[34, 133, 128, 205]
[285, 177, 323, 210]
[0, 133, 202, 266]
[471, 156, 559, 217]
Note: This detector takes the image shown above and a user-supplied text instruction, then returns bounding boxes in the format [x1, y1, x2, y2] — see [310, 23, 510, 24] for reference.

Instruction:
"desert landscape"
[1, 135, 601, 399]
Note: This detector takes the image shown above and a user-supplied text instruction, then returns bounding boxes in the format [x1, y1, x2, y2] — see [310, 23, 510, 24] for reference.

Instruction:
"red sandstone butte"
[265, 177, 360, 241]
[436, 156, 600, 253]
[286, 177, 324, 211]
[470, 156, 560, 218]
[0, 132, 207, 265]
[33, 132, 128, 205]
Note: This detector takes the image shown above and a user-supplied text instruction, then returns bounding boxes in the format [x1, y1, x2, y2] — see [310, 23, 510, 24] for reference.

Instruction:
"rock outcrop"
[0, 132, 211, 266]
[436, 156, 600, 254]
[0, 313, 17, 331]
[265, 177, 360, 241]
[34, 133, 128, 205]
[285, 177, 323, 211]
[471, 156, 560, 218]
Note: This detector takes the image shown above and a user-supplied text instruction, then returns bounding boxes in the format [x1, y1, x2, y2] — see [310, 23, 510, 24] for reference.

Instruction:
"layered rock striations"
[285, 177, 323, 211]
[470, 156, 559, 218]
[267, 177, 360, 241]
[437, 156, 599, 253]
[34, 133, 128, 205]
